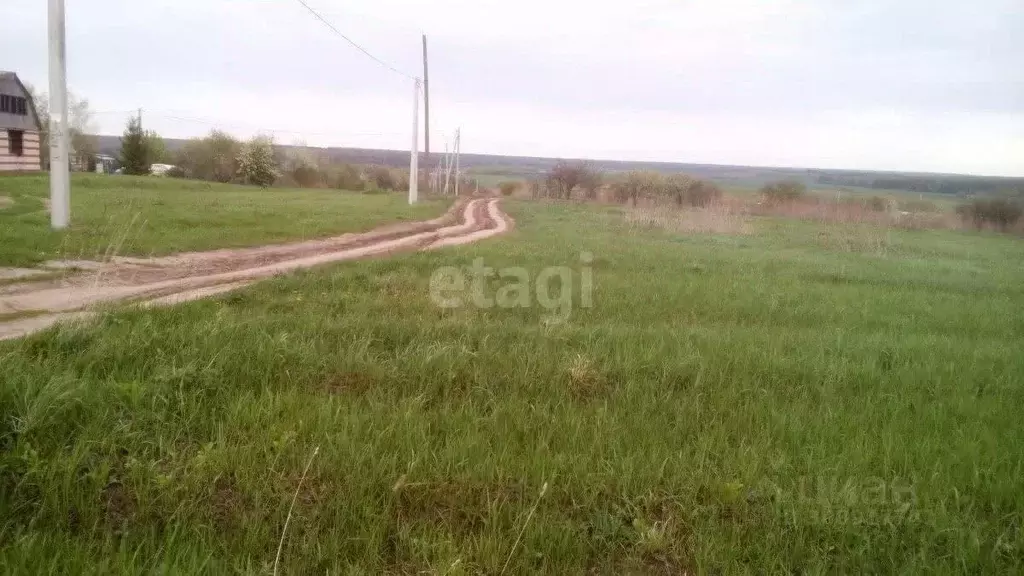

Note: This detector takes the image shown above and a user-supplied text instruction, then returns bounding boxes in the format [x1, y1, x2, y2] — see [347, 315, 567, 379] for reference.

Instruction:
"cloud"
[2, 0, 1021, 175]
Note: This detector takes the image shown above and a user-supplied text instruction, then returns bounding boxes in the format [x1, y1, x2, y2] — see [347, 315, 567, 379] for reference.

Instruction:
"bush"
[393, 169, 410, 192]
[866, 195, 891, 212]
[957, 198, 1023, 231]
[175, 131, 241, 183]
[290, 163, 321, 188]
[611, 170, 663, 206]
[165, 166, 186, 179]
[369, 166, 396, 191]
[236, 136, 277, 187]
[664, 174, 722, 207]
[900, 198, 939, 213]
[499, 181, 520, 197]
[332, 164, 365, 191]
[546, 160, 595, 200]
[761, 180, 807, 204]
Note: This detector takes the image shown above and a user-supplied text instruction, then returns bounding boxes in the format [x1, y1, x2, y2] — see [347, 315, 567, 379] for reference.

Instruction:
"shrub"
[866, 195, 891, 212]
[546, 160, 595, 200]
[175, 131, 241, 183]
[291, 163, 321, 188]
[499, 181, 520, 197]
[900, 198, 939, 213]
[369, 166, 396, 191]
[165, 166, 186, 178]
[956, 198, 1023, 231]
[761, 180, 807, 204]
[664, 174, 722, 207]
[236, 136, 277, 188]
[332, 164, 365, 191]
[611, 170, 663, 206]
[393, 169, 410, 192]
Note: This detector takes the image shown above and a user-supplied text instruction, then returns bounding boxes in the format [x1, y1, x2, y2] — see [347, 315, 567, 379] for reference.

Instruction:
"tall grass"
[0, 174, 450, 267]
[1, 201, 1023, 573]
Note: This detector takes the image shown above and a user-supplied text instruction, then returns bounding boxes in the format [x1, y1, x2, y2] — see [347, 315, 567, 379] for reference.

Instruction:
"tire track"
[0, 198, 510, 340]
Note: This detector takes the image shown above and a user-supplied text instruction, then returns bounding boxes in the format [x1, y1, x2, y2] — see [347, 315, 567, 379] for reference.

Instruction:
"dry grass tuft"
[751, 196, 962, 230]
[625, 202, 751, 235]
[0, 196, 12, 211]
[567, 354, 606, 399]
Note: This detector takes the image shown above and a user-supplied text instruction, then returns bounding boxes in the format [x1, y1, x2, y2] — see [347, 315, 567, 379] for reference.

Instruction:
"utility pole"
[421, 34, 430, 190]
[138, 107, 142, 131]
[454, 128, 461, 197]
[408, 78, 420, 205]
[48, 0, 70, 229]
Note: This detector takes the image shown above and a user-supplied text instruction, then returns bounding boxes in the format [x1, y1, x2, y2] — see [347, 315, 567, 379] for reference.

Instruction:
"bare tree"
[25, 84, 97, 170]
[546, 160, 593, 200]
[612, 170, 662, 206]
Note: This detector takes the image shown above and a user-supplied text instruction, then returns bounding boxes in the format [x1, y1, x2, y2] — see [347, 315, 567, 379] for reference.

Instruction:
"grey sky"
[3, 0, 1022, 175]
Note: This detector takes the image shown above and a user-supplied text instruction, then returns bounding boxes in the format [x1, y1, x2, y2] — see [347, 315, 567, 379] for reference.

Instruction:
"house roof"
[0, 71, 43, 131]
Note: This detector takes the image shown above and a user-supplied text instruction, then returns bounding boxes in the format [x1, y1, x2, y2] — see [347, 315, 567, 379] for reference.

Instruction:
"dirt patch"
[0, 198, 510, 339]
[211, 476, 251, 533]
[102, 481, 137, 530]
[0, 196, 12, 210]
[323, 371, 378, 395]
[392, 480, 527, 535]
[0, 268, 53, 282]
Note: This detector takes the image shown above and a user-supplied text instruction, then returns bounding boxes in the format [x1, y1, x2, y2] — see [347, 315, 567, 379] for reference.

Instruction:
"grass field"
[0, 174, 449, 267]
[1, 200, 1023, 573]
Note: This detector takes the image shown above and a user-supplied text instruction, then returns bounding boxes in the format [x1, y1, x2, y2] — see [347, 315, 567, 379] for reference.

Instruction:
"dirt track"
[0, 198, 510, 340]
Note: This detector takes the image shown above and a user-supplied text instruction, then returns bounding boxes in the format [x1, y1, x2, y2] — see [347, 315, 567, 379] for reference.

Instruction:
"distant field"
[1, 200, 1022, 572]
[0, 174, 450, 267]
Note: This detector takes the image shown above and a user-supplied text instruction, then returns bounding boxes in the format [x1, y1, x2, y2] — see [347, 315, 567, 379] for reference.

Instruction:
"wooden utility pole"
[421, 34, 430, 188]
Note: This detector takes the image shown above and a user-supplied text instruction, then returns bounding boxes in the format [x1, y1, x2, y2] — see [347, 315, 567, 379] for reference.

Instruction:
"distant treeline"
[816, 172, 1024, 196]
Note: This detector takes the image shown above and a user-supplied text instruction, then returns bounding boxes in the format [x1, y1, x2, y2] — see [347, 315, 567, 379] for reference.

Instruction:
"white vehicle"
[150, 163, 177, 176]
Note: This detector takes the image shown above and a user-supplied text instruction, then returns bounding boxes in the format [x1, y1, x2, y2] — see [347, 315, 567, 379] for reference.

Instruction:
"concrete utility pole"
[48, 0, 70, 229]
[454, 128, 461, 197]
[408, 77, 420, 205]
[422, 34, 430, 187]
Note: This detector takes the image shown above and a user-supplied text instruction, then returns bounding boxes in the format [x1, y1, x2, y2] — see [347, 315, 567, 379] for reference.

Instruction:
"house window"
[0, 96, 27, 116]
[9, 130, 24, 156]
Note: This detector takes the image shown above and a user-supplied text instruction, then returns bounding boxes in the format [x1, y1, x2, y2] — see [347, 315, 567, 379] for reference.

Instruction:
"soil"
[0, 198, 510, 340]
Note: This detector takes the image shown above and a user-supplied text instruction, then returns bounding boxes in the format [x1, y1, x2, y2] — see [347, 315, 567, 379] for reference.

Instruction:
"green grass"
[1, 201, 1023, 573]
[0, 174, 450, 267]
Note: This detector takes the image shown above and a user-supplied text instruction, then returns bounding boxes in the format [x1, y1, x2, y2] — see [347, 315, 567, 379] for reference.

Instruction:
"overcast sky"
[3, 0, 1022, 176]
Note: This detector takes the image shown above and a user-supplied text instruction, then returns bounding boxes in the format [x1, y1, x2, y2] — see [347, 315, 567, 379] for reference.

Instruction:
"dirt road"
[0, 198, 510, 340]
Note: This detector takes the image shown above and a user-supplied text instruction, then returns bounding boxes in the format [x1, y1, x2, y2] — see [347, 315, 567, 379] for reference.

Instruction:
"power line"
[93, 109, 403, 138]
[292, 0, 415, 80]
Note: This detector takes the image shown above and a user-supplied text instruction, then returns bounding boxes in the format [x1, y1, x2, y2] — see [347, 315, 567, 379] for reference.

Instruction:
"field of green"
[0, 174, 449, 267]
[2, 200, 1023, 573]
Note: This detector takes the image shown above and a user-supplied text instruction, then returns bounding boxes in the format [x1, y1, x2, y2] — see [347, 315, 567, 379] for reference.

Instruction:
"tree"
[499, 181, 520, 197]
[175, 131, 241, 182]
[119, 115, 149, 175]
[332, 164, 365, 191]
[26, 84, 97, 170]
[546, 160, 594, 200]
[612, 170, 662, 206]
[761, 180, 807, 205]
[236, 136, 277, 187]
[144, 131, 171, 164]
[664, 173, 722, 207]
